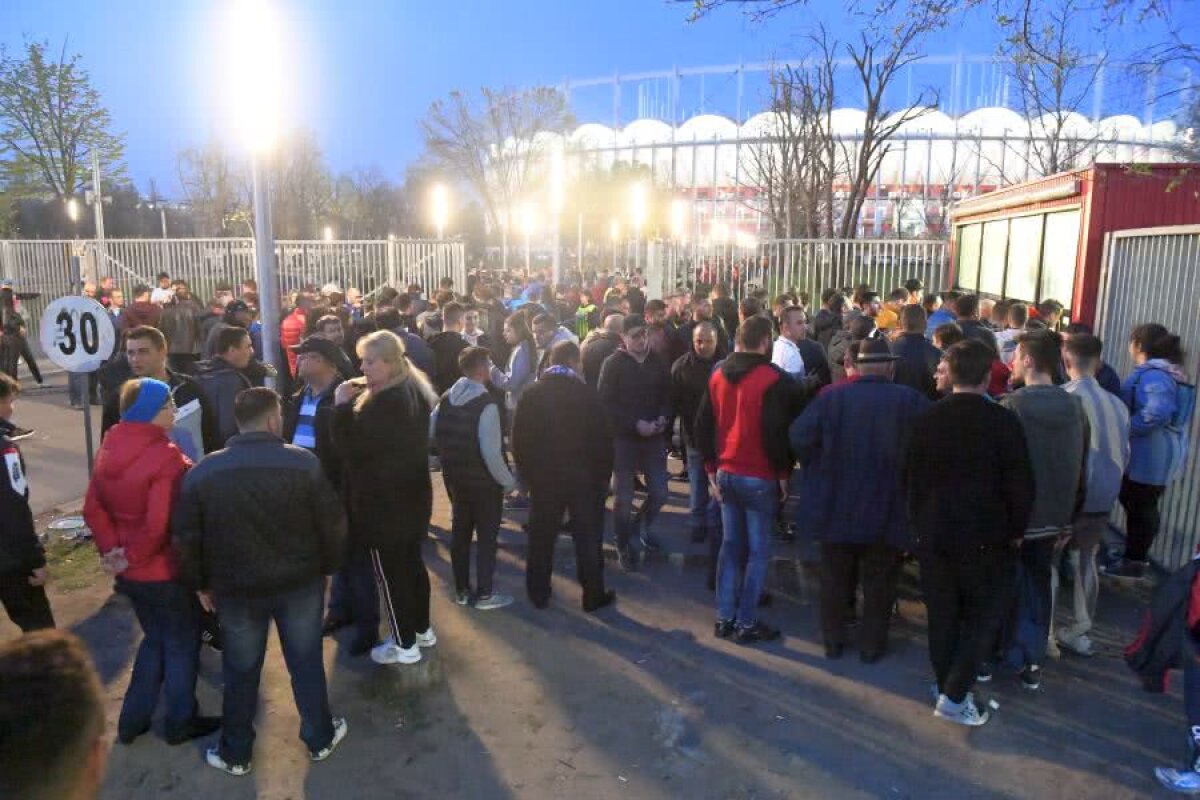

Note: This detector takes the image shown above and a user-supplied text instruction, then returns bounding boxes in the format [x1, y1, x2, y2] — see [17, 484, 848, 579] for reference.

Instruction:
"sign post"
[39, 297, 116, 475]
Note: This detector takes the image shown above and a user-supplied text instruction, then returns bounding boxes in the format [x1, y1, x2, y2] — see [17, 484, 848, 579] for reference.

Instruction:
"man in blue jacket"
[789, 338, 930, 662]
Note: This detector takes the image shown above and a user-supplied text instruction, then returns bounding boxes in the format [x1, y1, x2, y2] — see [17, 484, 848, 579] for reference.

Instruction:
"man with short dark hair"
[533, 312, 578, 377]
[925, 290, 960, 338]
[432, 346, 517, 611]
[904, 278, 924, 305]
[955, 294, 999, 355]
[1063, 322, 1121, 396]
[122, 283, 163, 331]
[173, 387, 349, 775]
[672, 321, 722, 559]
[695, 316, 803, 645]
[905, 339, 1034, 726]
[151, 271, 174, 304]
[1000, 329, 1089, 688]
[514, 341, 615, 612]
[1036, 299, 1064, 330]
[598, 314, 672, 570]
[892, 304, 941, 399]
[194, 326, 256, 451]
[429, 301, 470, 394]
[0, 630, 106, 800]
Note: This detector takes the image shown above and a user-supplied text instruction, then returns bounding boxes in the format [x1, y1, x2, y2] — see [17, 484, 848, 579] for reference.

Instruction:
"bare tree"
[268, 130, 334, 239]
[420, 87, 573, 230]
[176, 141, 249, 237]
[0, 39, 125, 198]
[999, 0, 1105, 178]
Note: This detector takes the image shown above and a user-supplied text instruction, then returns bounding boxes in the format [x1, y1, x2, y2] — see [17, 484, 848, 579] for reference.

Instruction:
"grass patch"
[43, 537, 105, 593]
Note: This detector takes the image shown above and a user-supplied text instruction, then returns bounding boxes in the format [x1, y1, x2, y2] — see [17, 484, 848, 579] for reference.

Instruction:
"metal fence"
[650, 238, 949, 300]
[0, 237, 465, 336]
[1094, 225, 1200, 568]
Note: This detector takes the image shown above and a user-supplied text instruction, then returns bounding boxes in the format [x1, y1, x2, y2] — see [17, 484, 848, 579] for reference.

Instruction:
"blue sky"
[0, 0, 1179, 197]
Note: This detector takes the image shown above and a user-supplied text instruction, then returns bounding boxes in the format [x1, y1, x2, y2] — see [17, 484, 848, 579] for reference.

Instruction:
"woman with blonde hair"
[333, 330, 439, 665]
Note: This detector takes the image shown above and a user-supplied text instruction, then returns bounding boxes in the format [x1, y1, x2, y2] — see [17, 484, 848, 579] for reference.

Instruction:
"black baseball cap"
[291, 336, 342, 365]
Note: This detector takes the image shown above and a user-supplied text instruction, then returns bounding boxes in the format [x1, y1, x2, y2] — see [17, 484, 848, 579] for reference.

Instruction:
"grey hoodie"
[1001, 384, 1090, 536]
[429, 378, 516, 490]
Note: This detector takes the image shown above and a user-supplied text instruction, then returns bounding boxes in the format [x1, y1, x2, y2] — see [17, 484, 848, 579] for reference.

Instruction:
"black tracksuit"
[512, 371, 613, 609]
[0, 420, 53, 631]
[903, 393, 1035, 703]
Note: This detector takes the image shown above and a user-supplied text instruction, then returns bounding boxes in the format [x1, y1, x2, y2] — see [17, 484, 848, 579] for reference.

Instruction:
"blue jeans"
[686, 450, 721, 535]
[716, 472, 778, 627]
[613, 438, 669, 549]
[1002, 537, 1055, 670]
[217, 580, 334, 765]
[116, 579, 201, 740]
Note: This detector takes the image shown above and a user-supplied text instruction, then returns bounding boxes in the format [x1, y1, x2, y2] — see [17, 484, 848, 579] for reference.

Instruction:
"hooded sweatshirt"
[430, 377, 515, 491]
[694, 352, 803, 480]
[1123, 359, 1189, 486]
[1001, 384, 1090, 536]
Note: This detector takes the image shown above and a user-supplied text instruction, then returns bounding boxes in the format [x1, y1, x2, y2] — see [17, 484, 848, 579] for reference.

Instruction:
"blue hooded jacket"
[1122, 359, 1188, 486]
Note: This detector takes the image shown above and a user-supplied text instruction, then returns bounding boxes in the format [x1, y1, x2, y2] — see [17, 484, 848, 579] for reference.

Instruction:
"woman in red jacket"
[83, 378, 219, 745]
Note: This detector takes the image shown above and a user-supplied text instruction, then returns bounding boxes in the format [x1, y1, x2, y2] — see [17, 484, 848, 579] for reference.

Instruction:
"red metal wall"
[1076, 165, 1200, 325]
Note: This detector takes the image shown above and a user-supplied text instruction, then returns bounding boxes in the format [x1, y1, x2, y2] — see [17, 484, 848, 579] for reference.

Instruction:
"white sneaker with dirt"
[415, 627, 438, 648]
[205, 747, 252, 776]
[1156, 767, 1200, 795]
[474, 593, 513, 611]
[370, 638, 421, 665]
[1057, 633, 1095, 657]
[933, 693, 990, 727]
[309, 717, 348, 762]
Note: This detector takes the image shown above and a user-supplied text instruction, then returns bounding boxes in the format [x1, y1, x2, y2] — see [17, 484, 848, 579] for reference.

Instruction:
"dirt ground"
[0, 473, 1187, 800]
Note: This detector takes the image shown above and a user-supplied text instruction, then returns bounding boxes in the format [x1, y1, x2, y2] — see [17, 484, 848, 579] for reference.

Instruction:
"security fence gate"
[0, 237, 465, 337]
[1094, 225, 1200, 568]
[649, 238, 948, 300]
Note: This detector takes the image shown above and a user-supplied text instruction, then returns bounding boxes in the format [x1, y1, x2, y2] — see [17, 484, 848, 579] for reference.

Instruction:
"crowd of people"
[2, 263, 1199, 794]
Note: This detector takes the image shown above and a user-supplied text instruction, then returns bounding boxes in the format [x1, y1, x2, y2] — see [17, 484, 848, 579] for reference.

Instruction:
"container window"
[979, 219, 1009, 296]
[1004, 214, 1044, 301]
[956, 224, 982, 291]
[1040, 209, 1081, 306]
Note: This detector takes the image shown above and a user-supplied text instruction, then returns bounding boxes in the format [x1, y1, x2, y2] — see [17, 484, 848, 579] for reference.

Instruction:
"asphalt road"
[11, 365, 97, 515]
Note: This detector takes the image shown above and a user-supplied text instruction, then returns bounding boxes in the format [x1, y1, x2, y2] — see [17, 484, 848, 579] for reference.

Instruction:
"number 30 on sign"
[39, 296, 116, 373]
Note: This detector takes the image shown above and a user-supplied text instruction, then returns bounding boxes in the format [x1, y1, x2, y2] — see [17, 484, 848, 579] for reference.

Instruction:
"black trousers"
[920, 546, 1016, 704]
[526, 482, 607, 608]
[370, 538, 431, 649]
[820, 541, 902, 657]
[0, 571, 55, 632]
[1120, 478, 1166, 563]
[449, 483, 504, 595]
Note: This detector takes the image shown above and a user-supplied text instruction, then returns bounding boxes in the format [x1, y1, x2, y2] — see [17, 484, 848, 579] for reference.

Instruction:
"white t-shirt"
[150, 287, 174, 304]
[771, 337, 805, 377]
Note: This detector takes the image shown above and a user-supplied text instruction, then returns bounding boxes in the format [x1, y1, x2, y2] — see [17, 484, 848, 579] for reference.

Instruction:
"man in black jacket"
[194, 326, 257, 452]
[0, 373, 53, 631]
[671, 321, 721, 550]
[956, 294, 999, 355]
[513, 341, 615, 613]
[891, 305, 942, 399]
[598, 314, 672, 569]
[173, 388, 348, 775]
[580, 312, 624, 387]
[428, 302, 470, 394]
[904, 340, 1035, 727]
[100, 326, 210, 460]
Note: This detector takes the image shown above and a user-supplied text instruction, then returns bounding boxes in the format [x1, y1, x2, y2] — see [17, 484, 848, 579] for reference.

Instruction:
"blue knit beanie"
[120, 379, 171, 423]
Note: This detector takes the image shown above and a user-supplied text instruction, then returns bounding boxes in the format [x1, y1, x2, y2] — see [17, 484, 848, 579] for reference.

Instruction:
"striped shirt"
[1064, 376, 1131, 513]
[291, 390, 320, 450]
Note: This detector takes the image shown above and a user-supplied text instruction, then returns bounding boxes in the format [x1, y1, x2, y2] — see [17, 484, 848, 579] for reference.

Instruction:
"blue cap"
[120, 379, 171, 423]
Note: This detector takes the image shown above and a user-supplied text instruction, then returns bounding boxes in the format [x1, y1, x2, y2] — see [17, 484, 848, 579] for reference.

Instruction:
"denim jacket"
[1122, 359, 1187, 486]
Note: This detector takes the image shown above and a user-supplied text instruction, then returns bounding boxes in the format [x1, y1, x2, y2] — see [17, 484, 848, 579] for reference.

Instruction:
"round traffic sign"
[39, 296, 116, 373]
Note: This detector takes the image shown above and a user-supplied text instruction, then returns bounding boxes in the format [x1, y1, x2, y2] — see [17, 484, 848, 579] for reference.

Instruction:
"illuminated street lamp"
[228, 0, 284, 384]
[548, 149, 565, 286]
[520, 202, 536, 274]
[629, 182, 647, 273]
[609, 217, 619, 272]
[66, 197, 79, 224]
[430, 183, 449, 239]
[670, 198, 687, 241]
[323, 225, 334, 242]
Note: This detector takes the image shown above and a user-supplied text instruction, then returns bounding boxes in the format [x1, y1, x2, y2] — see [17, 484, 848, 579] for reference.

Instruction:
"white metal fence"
[650, 238, 949, 300]
[1094, 225, 1200, 568]
[0, 237, 465, 334]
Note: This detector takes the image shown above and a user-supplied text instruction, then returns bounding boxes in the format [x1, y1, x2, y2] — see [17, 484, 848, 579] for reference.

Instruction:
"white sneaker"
[1058, 633, 1095, 657]
[205, 747, 252, 776]
[474, 593, 513, 611]
[370, 639, 421, 665]
[415, 627, 437, 648]
[310, 717, 348, 762]
[934, 693, 990, 727]
[1156, 766, 1200, 794]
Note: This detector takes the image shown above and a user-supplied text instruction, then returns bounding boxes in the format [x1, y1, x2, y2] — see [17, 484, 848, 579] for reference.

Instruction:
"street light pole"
[251, 156, 282, 385]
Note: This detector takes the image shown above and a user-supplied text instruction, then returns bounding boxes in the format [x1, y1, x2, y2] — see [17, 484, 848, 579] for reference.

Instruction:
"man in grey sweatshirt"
[999, 329, 1089, 690]
[431, 347, 517, 610]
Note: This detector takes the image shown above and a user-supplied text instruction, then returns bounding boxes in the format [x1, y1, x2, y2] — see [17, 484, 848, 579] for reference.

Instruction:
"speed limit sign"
[39, 296, 116, 373]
